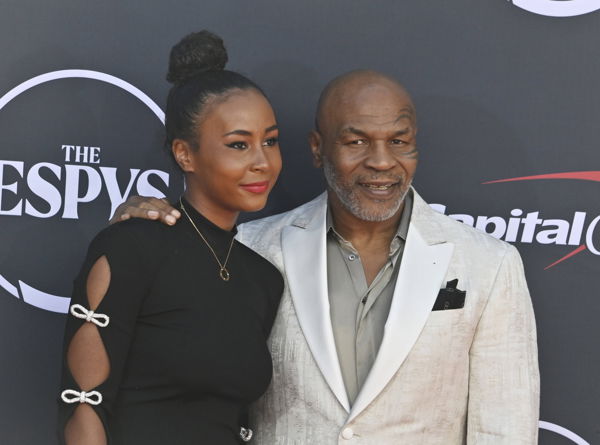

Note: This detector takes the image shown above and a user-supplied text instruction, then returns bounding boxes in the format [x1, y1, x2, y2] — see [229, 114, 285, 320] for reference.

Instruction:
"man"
[114, 70, 540, 444]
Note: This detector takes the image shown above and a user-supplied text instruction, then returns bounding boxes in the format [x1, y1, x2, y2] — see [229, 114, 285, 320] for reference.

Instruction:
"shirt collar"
[327, 190, 413, 257]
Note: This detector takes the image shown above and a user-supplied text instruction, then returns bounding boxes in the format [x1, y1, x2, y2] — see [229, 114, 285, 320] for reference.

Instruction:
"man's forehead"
[332, 85, 413, 115]
[316, 70, 416, 132]
[334, 103, 416, 130]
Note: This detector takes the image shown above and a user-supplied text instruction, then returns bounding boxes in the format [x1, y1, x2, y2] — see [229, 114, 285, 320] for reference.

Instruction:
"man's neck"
[328, 195, 404, 252]
[329, 193, 406, 286]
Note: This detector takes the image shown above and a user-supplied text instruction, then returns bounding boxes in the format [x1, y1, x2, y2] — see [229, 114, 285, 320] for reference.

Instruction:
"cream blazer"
[237, 189, 539, 445]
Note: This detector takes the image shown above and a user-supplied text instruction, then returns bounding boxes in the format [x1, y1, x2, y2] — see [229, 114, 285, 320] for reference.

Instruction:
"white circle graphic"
[511, 0, 600, 17]
[539, 421, 590, 444]
[0, 69, 164, 122]
[0, 69, 165, 313]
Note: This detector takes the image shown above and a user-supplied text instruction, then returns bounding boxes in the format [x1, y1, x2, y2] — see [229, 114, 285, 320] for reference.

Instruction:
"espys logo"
[509, 0, 600, 17]
[0, 70, 176, 313]
[432, 171, 600, 270]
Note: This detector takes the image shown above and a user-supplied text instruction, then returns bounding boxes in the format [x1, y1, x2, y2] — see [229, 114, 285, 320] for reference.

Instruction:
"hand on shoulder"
[109, 196, 181, 226]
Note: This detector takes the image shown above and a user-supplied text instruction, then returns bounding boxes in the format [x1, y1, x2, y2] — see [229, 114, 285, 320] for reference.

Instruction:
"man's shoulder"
[239, 192, 326, 238]
[414, 191, 513, 258]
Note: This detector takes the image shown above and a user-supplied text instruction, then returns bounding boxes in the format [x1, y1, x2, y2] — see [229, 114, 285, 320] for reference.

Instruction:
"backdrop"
[0, 1, 598, 444]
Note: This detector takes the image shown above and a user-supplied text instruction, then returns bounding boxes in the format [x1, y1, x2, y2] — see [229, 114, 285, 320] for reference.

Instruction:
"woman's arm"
[63, 257, 111, 444]
[58, 224, 154, 444]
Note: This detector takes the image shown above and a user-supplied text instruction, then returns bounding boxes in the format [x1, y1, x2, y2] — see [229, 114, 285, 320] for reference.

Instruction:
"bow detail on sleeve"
[61, 389, 103, 405]
[70, 304, 110, 327]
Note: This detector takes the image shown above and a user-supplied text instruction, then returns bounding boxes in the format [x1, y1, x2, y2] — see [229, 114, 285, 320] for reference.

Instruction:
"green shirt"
[326, 191, 413, 405]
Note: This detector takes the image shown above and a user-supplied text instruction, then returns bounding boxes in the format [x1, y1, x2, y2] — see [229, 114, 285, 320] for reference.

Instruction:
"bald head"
[308, 69, 419, 223]
[315, 70, 416, 133]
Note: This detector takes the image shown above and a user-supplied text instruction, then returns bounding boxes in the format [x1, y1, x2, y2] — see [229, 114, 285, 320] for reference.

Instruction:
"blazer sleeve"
[467, 244, 540, 444]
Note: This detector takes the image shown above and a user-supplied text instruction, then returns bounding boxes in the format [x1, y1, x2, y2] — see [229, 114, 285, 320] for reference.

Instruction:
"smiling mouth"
[360, 182, 398, 191]
[240, 181, 270, 194]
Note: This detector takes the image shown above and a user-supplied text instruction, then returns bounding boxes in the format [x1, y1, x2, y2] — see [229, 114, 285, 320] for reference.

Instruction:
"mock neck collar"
[177, 197, 238, 246]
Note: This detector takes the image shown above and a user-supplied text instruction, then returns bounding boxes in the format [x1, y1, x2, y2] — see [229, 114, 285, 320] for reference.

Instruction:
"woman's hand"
[110, 196, 181, 226]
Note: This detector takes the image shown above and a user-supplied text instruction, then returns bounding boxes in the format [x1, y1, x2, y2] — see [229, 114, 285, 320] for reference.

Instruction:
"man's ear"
[172, 139, 195, 172]
[308, 130, 323, 168]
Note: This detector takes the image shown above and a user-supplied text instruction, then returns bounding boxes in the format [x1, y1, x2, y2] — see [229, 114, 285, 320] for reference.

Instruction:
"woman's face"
[175, 88, 282, 223]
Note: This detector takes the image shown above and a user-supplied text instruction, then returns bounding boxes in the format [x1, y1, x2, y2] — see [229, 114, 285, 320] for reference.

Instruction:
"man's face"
[311, 82, 418, 222]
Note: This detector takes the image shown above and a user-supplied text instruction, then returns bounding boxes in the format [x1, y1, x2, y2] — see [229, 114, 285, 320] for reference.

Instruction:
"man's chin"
[347, 201, 403, 222]
[350, 190, 409, 221]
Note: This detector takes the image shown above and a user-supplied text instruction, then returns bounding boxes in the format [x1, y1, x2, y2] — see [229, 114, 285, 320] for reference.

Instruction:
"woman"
[58, 30, 283, 444]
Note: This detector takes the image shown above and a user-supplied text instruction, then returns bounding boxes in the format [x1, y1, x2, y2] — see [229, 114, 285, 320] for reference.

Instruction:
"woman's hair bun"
[166, 30, 228, 84]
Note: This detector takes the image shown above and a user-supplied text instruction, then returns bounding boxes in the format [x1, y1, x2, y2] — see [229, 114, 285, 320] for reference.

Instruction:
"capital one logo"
[483, 171, 599, 269]
[0, 70, 175, 313]
[509, 0, 600, 17]
[433, 171, 599, 270]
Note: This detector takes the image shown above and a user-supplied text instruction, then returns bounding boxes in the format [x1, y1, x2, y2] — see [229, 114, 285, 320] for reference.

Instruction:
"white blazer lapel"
[281, 196, 351, 412]
[348, 222, 454, 422]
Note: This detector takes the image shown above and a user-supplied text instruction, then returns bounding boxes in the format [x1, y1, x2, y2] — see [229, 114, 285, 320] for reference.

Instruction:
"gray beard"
[322, 158, 410, 222]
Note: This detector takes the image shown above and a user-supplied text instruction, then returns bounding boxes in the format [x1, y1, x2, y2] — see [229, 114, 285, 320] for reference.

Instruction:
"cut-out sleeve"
[57, 224, 155, 444]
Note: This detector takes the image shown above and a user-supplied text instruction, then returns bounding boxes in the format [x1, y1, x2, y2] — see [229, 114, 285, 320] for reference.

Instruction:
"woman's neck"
[182, 192, 239, 231]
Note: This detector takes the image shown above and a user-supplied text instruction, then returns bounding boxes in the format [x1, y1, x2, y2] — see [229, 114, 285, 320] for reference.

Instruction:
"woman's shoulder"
[237, 241, 284, 291]
[90, 219, 171, 259]
[236, 242, 284, 335]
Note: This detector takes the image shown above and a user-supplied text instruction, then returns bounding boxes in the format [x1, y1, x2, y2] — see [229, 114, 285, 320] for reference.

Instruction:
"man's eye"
[349, 139, 367, 145]
[391, 139, 407, 145]
[226, 141, 248, 150]
[263, 137, 279, 147]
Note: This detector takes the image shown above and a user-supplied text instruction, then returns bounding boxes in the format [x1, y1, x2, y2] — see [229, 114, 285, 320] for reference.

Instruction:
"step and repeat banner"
[0, 1, 598, 444]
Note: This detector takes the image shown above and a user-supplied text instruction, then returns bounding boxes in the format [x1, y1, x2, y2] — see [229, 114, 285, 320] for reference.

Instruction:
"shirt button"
[348, 254, 357, 261]
[341, 427, 354, 439]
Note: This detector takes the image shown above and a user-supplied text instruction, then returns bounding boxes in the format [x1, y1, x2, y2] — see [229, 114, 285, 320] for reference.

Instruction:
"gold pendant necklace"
[179, 198, 234, 282]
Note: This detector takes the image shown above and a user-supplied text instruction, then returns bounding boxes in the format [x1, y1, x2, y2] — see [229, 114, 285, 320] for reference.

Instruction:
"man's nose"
[364, 142, 396, 170]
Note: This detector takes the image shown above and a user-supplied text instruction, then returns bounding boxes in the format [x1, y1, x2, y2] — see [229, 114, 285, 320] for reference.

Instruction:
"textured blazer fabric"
[237, 188, 540, 445]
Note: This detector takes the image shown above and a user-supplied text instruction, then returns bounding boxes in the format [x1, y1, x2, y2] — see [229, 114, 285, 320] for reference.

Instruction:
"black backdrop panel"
[0, 1, 598, 443]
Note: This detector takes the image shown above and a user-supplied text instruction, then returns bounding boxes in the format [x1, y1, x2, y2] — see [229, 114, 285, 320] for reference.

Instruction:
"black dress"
[58, 199, 283, 444]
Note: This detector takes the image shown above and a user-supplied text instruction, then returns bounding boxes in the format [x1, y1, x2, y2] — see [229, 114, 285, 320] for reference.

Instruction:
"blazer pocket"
[472, 431, 504, 444]
[425, 308, 464, 327]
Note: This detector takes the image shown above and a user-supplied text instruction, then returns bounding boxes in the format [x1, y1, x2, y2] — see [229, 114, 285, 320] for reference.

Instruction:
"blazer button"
[341, 427, 354, 440]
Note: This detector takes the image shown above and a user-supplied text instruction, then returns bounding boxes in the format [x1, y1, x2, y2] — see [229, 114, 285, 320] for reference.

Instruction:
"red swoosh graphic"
[544, 244, 587, 270]
[483, 171, 600, 184]
[482, 170, 598, 269]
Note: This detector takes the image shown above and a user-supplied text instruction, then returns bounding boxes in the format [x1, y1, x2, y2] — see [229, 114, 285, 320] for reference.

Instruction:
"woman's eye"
[263, 137, 279, 147]
[226, 141, 248, 150]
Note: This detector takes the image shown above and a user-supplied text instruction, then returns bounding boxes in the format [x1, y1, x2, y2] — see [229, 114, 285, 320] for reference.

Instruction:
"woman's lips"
[240, 181, 270, 194]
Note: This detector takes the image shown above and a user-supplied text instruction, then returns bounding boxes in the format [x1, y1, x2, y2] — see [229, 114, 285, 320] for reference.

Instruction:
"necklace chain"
[179, 198, 234, 282]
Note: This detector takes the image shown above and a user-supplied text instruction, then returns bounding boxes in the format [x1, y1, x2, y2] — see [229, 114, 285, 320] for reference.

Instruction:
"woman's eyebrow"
[223, 124, 278, 137]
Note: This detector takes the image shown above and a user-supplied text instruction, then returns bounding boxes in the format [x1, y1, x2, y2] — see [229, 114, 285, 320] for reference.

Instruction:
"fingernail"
[121, 214, 130, 221]
[148, 210, 159, 218]
[166, 215, 176, 225]
[171, 209, 181, 218]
